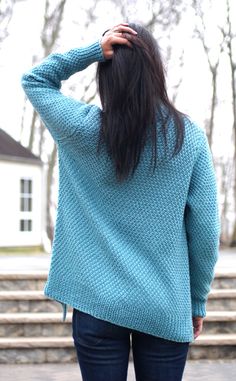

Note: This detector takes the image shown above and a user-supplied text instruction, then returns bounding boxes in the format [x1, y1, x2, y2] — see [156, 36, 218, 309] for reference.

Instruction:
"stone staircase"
[0, 271, 236, 363]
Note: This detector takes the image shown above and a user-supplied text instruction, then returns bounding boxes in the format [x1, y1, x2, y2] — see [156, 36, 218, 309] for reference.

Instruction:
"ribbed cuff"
[75, 40, 106, 67]
[92, 39, 106, 62]
[191, 299, 206, 317]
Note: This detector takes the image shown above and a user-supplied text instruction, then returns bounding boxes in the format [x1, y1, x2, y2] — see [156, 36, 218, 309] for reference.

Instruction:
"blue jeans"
[72, 308, 190, 381]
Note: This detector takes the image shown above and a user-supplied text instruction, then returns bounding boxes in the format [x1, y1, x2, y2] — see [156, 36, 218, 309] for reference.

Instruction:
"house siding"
[0, 161, 44, 247]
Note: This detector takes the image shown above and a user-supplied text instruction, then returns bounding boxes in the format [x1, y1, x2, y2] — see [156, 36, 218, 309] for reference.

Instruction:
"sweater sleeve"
[185, 129, 221, 317]
[21, 40, 106, 142]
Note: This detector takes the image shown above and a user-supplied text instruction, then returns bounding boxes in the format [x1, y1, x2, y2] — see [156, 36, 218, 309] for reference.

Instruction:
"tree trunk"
[0, 0, 15, 43]
[208, 69, 217, 148]
[225, 0, 236, 246]
[28, 110, 37, 151]
[46, 143, 57, 242]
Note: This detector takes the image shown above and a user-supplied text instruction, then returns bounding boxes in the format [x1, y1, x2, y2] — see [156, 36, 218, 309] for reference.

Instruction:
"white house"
[0, 128, 45, 249]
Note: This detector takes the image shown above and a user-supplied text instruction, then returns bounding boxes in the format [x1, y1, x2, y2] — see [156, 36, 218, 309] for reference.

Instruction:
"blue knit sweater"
[21, 40, 221, 343]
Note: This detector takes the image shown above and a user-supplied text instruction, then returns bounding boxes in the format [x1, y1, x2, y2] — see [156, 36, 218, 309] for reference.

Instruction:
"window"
[20, 179, 32, 212]
[19, 179, 33, 233]
[20, 219, 32, 232]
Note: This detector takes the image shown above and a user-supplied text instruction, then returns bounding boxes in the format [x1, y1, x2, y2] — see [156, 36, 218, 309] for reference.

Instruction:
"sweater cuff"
[90, 39, 106, 63]
[191, 300, 206, 317]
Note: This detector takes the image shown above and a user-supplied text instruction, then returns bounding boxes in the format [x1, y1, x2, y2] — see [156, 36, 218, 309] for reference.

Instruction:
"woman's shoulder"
[182, 115, 206, 152]
[157, 104, 204, 141]
[183, 115, 205, 137]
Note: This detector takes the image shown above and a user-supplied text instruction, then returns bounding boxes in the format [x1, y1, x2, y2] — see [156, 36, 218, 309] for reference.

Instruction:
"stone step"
[212, 272, 236, 289]
[190, 334, 236, 360]
[0, 291, 66, 313]
[0, 336, 73, 348]
[204, 311, 236, 334]
[0, 272, 47, 291]
[1, 271, 236, 290]
[0, 334, 236, 363]
[1, 289, 236, 313]
[0, 312, 72, 337]
[0, 337, 76, 364]
[207, 289, 236, 311]
[0, 311, 236, 337]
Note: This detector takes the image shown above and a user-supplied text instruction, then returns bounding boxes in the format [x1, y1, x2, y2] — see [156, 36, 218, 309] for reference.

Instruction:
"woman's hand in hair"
[101, 23, 137, 60]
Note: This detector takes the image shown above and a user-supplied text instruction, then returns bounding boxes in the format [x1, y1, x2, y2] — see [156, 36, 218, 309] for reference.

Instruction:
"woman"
[21, 22, 221, 381]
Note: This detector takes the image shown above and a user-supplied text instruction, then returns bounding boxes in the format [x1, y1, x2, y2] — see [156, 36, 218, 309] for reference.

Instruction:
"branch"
[193, 0, 225, 73]
[0, 0, 15, 42]
[41, 0, 67, 56]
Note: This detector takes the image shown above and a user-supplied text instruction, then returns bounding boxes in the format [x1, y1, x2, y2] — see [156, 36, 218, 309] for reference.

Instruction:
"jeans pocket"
[72, 308, 113, 347]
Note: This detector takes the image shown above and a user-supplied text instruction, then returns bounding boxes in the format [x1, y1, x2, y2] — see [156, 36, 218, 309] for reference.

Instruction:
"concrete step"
[1, 289, 236, 313]
[207, 289, 236, 310]
[0, 272, 47, 291]
[204, 311, 236, 334]
[0, 337, 76, 364]
[0, 291, 66, 313]
[212, 272, 236, 289]
[0, 311, 236, 337]
[1, 271, 236, 290]
[0, 271, 235, 362]
[1, 286, 233, 314]
[0, 334, 236, 363]
[189, 334, 236, 360]
[0, 313, 72, 337]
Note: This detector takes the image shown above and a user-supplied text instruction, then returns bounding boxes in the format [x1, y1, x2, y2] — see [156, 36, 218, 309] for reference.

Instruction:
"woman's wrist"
[102, 29, 110, 36]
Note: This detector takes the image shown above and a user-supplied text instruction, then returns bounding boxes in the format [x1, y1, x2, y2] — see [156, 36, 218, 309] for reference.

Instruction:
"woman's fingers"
[113, 22, 129, 29]
[112, 36, 133, 48]
[101, 23, 136, 59]
[112, 25, 137, 35]
[103, 23, 137, 39]
[110, 32, 133, 47]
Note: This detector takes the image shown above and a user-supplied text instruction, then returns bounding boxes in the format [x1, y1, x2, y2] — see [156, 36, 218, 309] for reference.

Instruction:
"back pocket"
[72, 308, 113, 347]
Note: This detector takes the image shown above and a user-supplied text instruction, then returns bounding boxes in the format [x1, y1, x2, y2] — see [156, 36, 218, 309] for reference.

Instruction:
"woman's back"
[21, 24, 220, 346]
[43, 103, 218, 342]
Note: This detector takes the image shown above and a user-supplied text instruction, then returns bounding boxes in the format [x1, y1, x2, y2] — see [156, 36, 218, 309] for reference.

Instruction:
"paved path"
[0, 360, 236, 380]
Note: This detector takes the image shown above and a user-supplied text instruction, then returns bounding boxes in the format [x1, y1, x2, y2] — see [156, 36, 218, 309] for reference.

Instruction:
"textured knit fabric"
[21, 40, 221, 343]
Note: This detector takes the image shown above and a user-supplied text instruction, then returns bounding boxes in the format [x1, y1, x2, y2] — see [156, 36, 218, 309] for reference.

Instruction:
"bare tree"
[217, 156, 234, 244]
[193, 0, 225, 147]
[0, 0, 15, 43]
[192, 0, 234, 247]
[40, 0, 67, 242]
[22, 0, 100, 244]
[46, 143, 57, 242]
[21, 0, 67, 244]
[221, 0, 236, 246]
[111, 0, 185, 33]
[28, 0, 67, 154]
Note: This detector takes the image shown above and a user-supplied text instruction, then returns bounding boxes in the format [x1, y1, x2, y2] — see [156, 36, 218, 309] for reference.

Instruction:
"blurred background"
[0, 0, 235, 252]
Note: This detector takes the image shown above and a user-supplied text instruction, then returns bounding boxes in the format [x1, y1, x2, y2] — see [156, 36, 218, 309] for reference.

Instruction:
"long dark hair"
[96, 23, 185, 182]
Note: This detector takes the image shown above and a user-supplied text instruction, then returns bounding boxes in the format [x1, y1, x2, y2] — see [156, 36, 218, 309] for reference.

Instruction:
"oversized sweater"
[21, 40, 221, 343]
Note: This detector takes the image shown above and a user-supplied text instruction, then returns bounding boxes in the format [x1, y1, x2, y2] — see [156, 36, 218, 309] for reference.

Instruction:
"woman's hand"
[101, 23, 137, 60]
[192, 316, 204, 339]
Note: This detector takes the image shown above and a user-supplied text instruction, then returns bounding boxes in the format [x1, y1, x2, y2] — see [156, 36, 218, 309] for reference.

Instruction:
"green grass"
[0, 246, 47, 255]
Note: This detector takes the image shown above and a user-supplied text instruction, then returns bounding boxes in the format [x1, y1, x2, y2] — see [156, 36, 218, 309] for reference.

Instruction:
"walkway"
[0, 360, 236, 380]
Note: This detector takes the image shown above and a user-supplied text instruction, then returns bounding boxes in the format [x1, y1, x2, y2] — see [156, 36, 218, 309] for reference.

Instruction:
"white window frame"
[19, 178, 33, 232]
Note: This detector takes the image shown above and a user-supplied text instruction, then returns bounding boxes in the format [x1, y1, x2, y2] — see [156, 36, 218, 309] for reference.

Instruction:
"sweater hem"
[44, 286, 195, 344]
